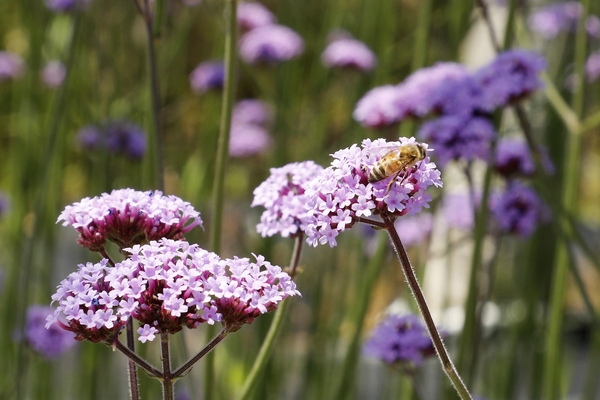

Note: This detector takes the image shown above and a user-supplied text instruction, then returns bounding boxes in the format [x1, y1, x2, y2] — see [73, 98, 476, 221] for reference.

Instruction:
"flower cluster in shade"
[495, 137, 554, 177]
[239, 24, 304, 64]
[587, 51, 600, 83]
[321, 31, 376, 72]
[395, 212, 433, 248]
[57, 189, 202, 252]
[75, 120, 146, 159]
[229, 99, 273, 157]
[303, 137, 442, 248]
[0, 51, 25, 81]
[237, 2, 276, 32]
[42, 61, 66, 88]
[25, 305, 77, 359]
[353, 50, 545, 167]
[527, 2, 600, 39]
[490, 182, 548, 238]
[45, 0, 91, 12]
[46, 239, 300, 342]
[363, 314, 436, 367]
[189, 61, 225, 94]
[252, 160, 324, 238]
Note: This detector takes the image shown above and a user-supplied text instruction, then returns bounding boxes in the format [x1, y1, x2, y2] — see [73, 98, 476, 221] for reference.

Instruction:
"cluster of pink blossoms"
[46, 238, 300, 342]
[56, 189, 202, 251]
[303, 137, 442, 247]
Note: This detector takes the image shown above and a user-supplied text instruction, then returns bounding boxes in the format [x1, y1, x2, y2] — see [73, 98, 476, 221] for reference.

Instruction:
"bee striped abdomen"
[368, 163, 389, 182]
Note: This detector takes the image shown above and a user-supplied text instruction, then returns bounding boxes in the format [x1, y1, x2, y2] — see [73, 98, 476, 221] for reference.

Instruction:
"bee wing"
[367, 144, 400, 159]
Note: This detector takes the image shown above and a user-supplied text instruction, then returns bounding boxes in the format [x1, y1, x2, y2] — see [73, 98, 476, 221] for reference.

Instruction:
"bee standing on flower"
[368, 142, 428, 195]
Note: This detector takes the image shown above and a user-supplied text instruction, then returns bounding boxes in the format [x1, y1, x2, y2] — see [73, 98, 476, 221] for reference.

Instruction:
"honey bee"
[368, 142, 427, 195]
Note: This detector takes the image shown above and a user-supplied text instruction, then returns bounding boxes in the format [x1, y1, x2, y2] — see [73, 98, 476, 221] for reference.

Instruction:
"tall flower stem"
[382, 215, 472, 400]
[160, 333, 174, 400]
[205, 1, 238, 398]
[236, 234, 304, 400]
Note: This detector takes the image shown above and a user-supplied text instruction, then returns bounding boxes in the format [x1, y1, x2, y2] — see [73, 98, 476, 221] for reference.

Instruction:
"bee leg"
[383, 169, 404, 197]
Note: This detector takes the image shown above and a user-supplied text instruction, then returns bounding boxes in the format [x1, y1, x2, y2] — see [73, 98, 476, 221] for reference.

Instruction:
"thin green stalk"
[173, 328, 230, 378]
[115, 340, 163, 377]
[333, 233, 388, 400]
[13, 14, 81, 399]
[236, 234, 304, 400]
[161, 333, 174, 400]
[541, 0, 589, 397]
[382, 216, 472, 400]
[205, 1, 237, 398]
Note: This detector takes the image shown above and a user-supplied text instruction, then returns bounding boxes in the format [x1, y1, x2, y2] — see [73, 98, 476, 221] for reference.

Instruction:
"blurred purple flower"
[239, 24, 304, 64]
[189, 61, 225, 93]
[586, 51, 600, 82]
[42, 61, 66, 88]
[25, 305, 76, 359]
[395, 212, 433, 247]
[0, 51, 24, 81]
[364, 314, 436, 367]
[232, 99, 272, 127]
[527, 2, 582, 39]
[418, 115, 497, 167]
[352, 85, 405, 129]
[303, 137, 442, 247]
[75, 124, 102, 150]
[0, 191, 10, 218]
[441, 192, 480, 231]
[321, 37, 377, 72]
[495, 137, 554, 177]
[45, 0, 91, 12]
[237, 2, 276, 31]
[587, 15, 600, 38]
[104, 120, 146, 159]
[490, 182, 548, 237]
[252, 161, 324, 238]
[475, 49, 545, 110]
[228, 123, 272, 157]
[47, 239, 300, 341]
[57, 189, 202, 251]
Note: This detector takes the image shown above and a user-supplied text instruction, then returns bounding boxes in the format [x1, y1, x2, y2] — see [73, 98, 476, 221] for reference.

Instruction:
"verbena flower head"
[232, 99, 273, 127]
[228, 123, 272, 157]
[586, 15, 600, 39]
[527, 1, 582, 39]
[0, 51, 24, 81]
[25, 305, 77, 359]
[46, 239, 300, 341]
[586, 51, 600, 82]
[475, 49, 545, 110]
[418, 115, 497, 167]
[363, 314, 435, 367]
[57, 189, 202, 251]
[252, 161, 324, 238]
[42, 61, 66, 88]
[104, 120, 146, 159]
[490, 182, 548, 237]
[239, 24, 304, 64]
[495, 137, 554, 177]
[395, 212, 433, 247]
[237, 2, 276, 32]
[442, 192, 479, 231]
[75, 124, 102, 150]
[321, 37, 377, 72]
[189, 61, 225, 93]
[352, 85, 405, 129]
[45, 0, 91, 12]
[303, 137, 442, 247]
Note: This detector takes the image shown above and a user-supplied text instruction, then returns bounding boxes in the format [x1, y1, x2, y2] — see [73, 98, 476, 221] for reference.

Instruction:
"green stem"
[205, 2, 238, 398]
[161, 333, 174, 400]
[13, 14, 81, 399]
[236, 234, 304, 400]
[382, 215, 472, 400]
[541, 0, 588, 397]
[114, 339, 162, 377]
[173, 328, 230, 378]
[333, 233, 388, 400]
[126, 319, 140, 400]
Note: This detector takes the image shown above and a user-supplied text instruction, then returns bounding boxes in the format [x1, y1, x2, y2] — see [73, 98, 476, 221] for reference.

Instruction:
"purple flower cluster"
[490, 182, 548, 238]
[586, 51, 600, 83]
[42, 61, 66, 88]
[442, 192, 478, 231]
[57, 189, 202, 251]
[303, 137, 442, 247]
[25, 305, 77, 359]
[46, 239, 300, 342]
[45, 0, 91, 12]
[75, 120, 146, 159]
[363, 314, 435, 366]
[321, 35, 376, 72]
[495, 137, 554, 177]
[0, 51, 25, 81]
[527, 2, 600, 39]
[189, 61, 225, 94]
[237, 2, 277, 32]
[229, 99, 273, 157]
[239, 24, 304, 64]
[395, 212, 433, 247]
[252, 161, 324, 238]
[0, 190, 10, 218]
